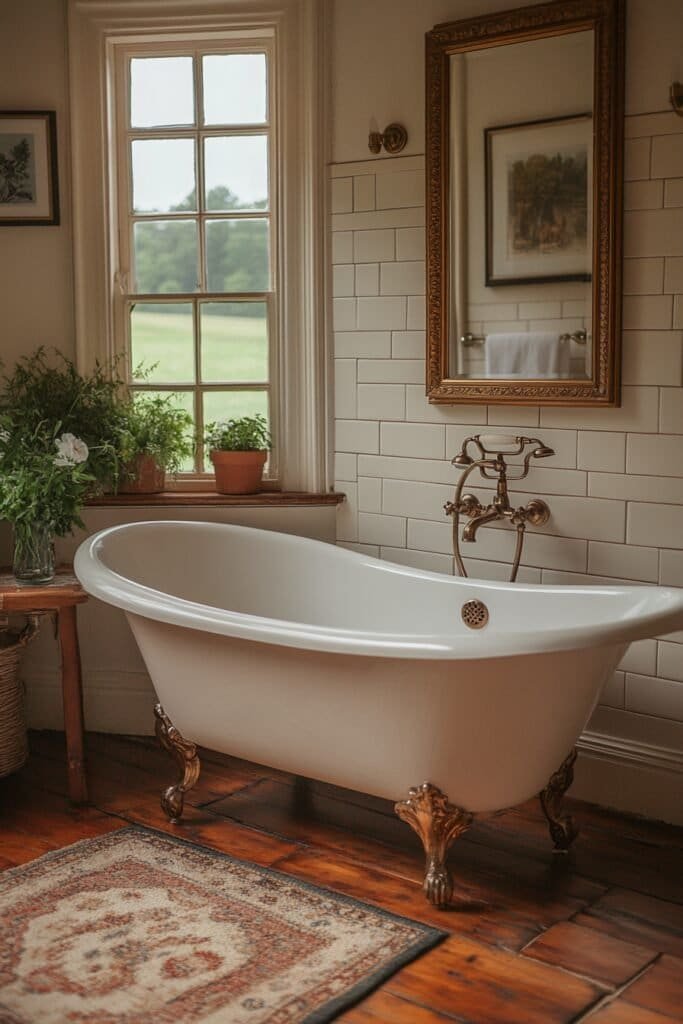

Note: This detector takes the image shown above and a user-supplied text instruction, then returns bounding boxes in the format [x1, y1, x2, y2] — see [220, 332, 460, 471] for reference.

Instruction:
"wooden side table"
[0, 567, 89, 804]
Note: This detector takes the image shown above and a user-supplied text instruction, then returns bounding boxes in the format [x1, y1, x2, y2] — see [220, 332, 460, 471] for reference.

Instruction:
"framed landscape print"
[0, 111, 59, 226]
[485, 113, 592, 286]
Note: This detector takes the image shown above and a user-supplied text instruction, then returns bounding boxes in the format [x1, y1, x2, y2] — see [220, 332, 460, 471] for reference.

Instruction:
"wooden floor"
[2, 731, 683, 1023]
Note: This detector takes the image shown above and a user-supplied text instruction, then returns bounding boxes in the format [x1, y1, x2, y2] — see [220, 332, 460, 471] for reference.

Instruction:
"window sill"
[86, 490, 345, 508]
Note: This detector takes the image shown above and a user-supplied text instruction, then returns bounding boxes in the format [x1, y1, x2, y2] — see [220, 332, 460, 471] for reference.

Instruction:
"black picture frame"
[0, 110, 60, 226]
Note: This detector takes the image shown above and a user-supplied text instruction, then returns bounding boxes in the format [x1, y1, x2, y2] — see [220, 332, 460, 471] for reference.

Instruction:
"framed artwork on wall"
[485, 113, 592, 286]
[0, 111, 59, 226]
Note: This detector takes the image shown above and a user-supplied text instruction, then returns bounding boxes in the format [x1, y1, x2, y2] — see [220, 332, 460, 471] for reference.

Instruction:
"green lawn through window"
[131, 308, 270, 472]
[131, 308, 268, 384]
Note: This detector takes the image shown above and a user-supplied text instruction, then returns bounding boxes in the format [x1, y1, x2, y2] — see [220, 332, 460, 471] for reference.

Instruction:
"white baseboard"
[574, 730, 683, 826]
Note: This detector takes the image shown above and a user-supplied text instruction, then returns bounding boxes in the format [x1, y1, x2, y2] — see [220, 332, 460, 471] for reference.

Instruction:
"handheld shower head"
[451, 436, 479, 467]
[532, 445, 555, 459]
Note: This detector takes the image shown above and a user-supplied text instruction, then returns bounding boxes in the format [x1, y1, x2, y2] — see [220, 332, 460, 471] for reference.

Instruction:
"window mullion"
[193, 50, 204, 473]
[130, 211, 270, 223]
[266, 292, 278, 480]
[194, 51, 207, 294]
[125, 123, 271, 141]
[138, 382, 269, 392]
[114, 49, 133, 372]
[125, 291, 271, 302]
[192, 300, 203, 472]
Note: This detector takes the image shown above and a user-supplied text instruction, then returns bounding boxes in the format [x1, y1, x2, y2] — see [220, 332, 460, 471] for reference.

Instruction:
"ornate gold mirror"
[426, 0, 624, 405]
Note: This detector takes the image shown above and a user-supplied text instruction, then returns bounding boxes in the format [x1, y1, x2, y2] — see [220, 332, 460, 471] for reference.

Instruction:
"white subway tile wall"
[332, 110, 683, 738]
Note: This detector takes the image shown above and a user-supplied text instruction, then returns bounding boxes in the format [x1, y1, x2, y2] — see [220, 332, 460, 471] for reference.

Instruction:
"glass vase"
[12, 523, 56, 586]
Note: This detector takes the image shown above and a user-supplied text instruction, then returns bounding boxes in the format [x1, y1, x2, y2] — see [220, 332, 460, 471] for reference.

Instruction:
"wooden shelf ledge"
[87, 490, 346, 508]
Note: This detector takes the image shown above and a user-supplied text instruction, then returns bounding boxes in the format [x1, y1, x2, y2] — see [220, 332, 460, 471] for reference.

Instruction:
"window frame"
[114, 38, 279, 480]
[68, 0, 329, 493]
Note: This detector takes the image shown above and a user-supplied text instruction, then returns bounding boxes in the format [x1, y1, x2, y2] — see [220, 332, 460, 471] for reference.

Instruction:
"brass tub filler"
[446, 433, 554, 584]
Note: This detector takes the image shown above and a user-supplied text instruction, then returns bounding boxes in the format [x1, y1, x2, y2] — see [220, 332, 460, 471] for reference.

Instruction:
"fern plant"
[116, 394, 193, 478]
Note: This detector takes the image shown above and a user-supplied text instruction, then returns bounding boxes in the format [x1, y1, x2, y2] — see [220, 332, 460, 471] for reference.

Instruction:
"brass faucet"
[462, 507, 502, 542]
[445, 435, 553, 582]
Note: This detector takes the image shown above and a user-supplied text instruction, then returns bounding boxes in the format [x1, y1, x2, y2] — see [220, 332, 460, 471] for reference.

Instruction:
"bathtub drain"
[461, 600, 489, 629]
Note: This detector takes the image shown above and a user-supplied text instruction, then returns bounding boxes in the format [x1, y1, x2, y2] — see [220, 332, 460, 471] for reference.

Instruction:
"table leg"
[58, 605, 88, 804]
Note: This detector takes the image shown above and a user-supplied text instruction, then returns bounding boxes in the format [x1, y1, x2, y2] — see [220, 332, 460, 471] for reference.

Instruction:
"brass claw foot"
[540, 748, 579, 852]
[423, 862, 454, 909]
[153, 703, 201, 823]
[395, 782, 473, 909]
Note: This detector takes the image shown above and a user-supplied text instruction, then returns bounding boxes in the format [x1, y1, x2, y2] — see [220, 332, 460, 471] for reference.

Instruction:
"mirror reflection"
[426, 0, 623, 407]
[451, 31, 594, 381]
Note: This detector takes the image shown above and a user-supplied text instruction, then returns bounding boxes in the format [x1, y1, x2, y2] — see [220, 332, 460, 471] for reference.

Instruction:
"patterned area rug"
[0, 826, 445, 1023]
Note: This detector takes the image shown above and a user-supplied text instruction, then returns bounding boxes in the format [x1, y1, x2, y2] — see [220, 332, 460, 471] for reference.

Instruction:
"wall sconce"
[671, 82, 683, 117]
[368, 123, 408, 155]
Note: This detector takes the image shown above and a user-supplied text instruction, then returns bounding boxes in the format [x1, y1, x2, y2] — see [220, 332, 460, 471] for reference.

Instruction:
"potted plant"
[115, 394, 193, 494]
[204, 414, 271, 494]
[0, 420, 95, 584]
[0, 348, 126, 583]
[0, 347, 123, 493]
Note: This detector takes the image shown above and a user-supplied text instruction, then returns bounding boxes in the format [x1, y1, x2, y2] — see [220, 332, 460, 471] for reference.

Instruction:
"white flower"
[0, 430, 9, 445]
[54, 432, 89, 467]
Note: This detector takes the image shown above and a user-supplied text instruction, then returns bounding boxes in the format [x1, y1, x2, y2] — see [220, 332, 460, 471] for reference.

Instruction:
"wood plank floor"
[1, 730, 682, 1023]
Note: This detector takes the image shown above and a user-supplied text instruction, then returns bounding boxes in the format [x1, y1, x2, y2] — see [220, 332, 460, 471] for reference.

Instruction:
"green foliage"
[0, 349, 120, 542]
[0, 348, 124, 489]
[134, 186, 268, 308]
[0, 420, 94, 540]
[204, 414, 271, 452]
[116, 394, 194, 477]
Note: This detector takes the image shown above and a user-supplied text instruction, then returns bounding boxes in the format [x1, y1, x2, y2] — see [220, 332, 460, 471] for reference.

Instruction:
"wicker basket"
[0, 616, 40, 778]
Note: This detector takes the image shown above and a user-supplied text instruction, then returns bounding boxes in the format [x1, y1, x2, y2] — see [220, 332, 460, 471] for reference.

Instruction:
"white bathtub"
[75, 520, 683, 905]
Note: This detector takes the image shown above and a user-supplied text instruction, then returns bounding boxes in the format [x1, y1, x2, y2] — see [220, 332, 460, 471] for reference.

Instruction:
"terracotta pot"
[210, 450, 267, 494]
[118, 454, 166, 494]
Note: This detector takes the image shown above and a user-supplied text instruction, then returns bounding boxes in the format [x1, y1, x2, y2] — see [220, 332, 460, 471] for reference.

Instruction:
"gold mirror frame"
[426, 0, 625, 406]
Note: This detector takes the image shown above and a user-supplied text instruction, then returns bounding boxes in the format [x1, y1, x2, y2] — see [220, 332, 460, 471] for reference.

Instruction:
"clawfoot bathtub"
[75, 521, 683, 908]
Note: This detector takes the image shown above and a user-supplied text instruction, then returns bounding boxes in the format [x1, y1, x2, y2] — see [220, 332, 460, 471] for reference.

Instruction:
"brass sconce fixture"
[368, 123, 408, 155]
[671, 82, 683, 117]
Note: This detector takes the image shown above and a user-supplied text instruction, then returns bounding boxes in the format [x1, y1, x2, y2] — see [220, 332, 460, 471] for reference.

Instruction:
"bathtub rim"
[74, 520, 683, 661]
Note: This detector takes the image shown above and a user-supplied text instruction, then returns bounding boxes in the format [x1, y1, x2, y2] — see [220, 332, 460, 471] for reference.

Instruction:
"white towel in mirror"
[485, 332, 571, 378]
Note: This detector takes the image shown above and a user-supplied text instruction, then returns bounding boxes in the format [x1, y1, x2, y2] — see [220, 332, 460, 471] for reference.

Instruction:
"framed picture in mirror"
[485, 113, 593, 287]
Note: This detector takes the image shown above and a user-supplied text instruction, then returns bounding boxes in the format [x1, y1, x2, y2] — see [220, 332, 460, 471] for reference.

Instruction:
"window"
[116, 44, 276, 477]
[69, 0, 327, 492]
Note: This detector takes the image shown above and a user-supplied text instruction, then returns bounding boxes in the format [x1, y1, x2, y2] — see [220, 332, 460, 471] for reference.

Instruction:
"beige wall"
[331, 0, 683, 824]
[330, 0, 547, 164]
[332, 0, 683, 163]
[0, 0, 75, 369]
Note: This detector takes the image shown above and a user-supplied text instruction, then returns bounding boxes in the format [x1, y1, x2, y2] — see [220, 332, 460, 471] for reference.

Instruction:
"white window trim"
[68, 0, 330, 492]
